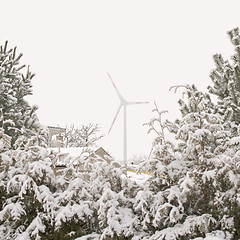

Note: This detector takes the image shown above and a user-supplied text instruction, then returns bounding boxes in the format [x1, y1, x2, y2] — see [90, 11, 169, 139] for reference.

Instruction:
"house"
[89, 147, 121, 168]
[47, 126, 66, 148]
[52, 146, 121, 175]
[89, 147, 113, 163]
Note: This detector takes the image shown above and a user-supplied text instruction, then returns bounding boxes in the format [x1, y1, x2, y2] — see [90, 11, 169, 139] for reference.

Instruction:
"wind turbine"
[107, 73, 149, 168]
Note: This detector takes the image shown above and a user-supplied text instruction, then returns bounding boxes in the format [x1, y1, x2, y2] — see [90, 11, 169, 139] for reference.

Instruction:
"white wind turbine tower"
[107, 73, 149, 168]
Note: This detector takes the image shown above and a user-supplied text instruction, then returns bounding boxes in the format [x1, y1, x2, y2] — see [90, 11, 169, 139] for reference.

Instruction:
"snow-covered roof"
[50, 146, 113, 167]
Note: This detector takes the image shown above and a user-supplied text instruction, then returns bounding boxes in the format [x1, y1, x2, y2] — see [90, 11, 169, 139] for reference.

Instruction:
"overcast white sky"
[1, 1, 240, 160]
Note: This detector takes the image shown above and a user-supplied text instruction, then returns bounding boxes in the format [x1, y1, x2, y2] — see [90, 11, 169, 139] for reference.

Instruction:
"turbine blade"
[108, 105, 122, 134]
[107, 73, 126, 103]
[126, 101, 149, 105]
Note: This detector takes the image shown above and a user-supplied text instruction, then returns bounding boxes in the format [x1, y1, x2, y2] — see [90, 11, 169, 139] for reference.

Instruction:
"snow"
[193, 230, 233, 239]
[28, 160, 53, 180]
[193, 129, 212, 141]
[229, 136, 240, 145]
[49, 147, 108, 166]
[202, 170, 216, 184]
[50, 147, 88, 158]
[127, 171, 151, 186]
[179, 172, 195, 194]
[0, 202, 25, 221]
[55, 203, 93, 229]
[16, 215, 46, 240]
[75, 233, 101, 240]
[227, 170, 239, 185]
[148, 214, 217, 240]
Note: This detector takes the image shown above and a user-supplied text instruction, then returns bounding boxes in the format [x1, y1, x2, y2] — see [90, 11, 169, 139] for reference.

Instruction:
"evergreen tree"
[0, 129, 59, 239]
[0, 41, 39, 147]
[142, 102, 186, 190]
[208, 28, 240, 133]
[139, 89, 240, 239]
[169, 84, 230, 160]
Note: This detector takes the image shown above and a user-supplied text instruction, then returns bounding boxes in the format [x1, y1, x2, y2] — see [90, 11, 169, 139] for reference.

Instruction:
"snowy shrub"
[0, 145, 58, 239]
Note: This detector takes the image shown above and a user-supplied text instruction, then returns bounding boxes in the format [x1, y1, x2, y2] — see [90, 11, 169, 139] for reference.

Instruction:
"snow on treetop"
[228, 136, 240, 145]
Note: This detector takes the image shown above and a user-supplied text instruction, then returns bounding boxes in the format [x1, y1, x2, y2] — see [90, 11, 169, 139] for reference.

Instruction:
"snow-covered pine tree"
[134, 102, 188, 239]
[142, 102, 187, 191]
[0, 117, 97, 240]
[0, 121, 60, 239]
[88, 156, 140, 239]
[136, 82, 240, 239]
[162, 84, 240, 239]
[208, 28, 240, 134]
[54, 173, 95, 239]
[0, 41, 39, 147]
[0, 119, 95, 240]
[169, 84, 229, 161]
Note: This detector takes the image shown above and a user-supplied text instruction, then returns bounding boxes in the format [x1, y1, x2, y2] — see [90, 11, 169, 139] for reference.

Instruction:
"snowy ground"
[127, 171, 151, 187]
